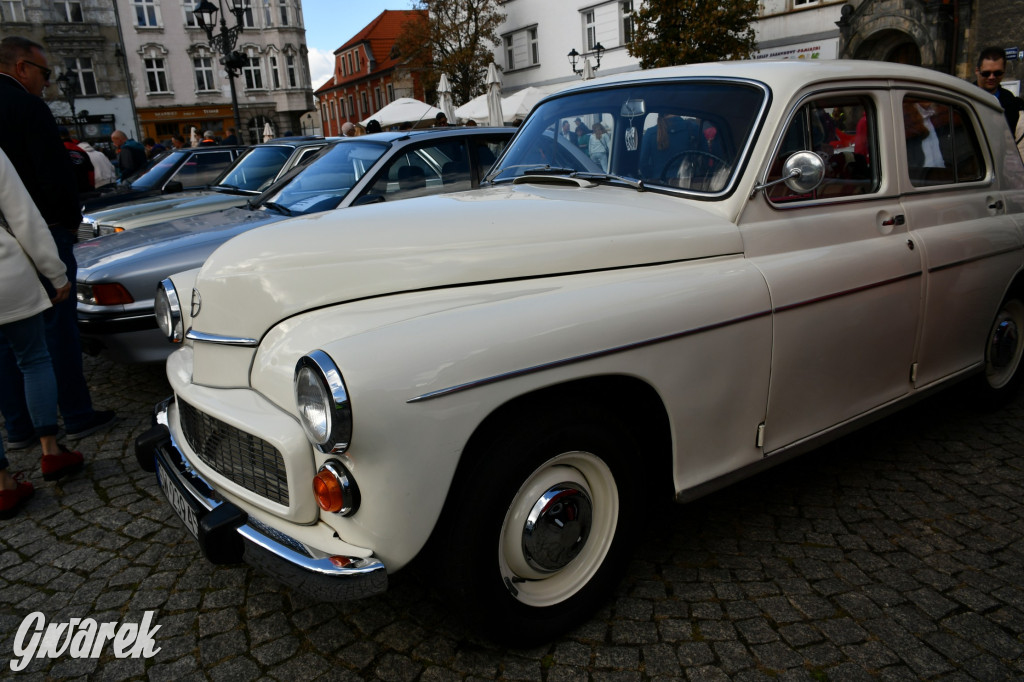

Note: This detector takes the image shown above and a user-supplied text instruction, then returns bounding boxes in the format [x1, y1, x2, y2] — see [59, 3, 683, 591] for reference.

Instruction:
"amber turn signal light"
[312, 459, 359, 515]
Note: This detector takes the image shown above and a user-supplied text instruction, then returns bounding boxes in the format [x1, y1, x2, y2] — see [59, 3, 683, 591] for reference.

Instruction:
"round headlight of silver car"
[154, 278, 183, 343]
[295, 350, 352, 454]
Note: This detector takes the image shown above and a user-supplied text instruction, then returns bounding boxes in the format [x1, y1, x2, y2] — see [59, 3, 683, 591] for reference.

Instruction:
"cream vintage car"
[136, 60, 1024, 644]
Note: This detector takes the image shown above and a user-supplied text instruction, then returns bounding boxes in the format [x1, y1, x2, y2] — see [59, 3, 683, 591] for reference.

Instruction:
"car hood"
[191, 182, 744, 341]
[83, 190, 247, 228]
[75, 207, 286, 282]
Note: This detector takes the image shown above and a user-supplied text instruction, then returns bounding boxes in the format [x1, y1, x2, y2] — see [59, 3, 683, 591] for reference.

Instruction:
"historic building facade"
[314, 9, 427, 135]
[0, 0, 137, 151]
[114, 0, 315, 145]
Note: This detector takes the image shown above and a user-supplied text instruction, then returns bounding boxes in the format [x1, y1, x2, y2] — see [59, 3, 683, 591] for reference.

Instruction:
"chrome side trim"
[928, 245, 1023, 274]
[152, 401, 388, 601]
[186, 328, 259, 346]
[407, 309, 772, 403]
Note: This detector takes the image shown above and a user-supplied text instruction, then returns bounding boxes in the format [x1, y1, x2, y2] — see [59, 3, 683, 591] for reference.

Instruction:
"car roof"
[359, 127, 513, 144]
[549, 59, 999, 113]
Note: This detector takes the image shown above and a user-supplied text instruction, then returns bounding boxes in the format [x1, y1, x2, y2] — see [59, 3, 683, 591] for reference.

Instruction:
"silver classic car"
[137, 61, 1024, 644]
[75, 127, 512, 363]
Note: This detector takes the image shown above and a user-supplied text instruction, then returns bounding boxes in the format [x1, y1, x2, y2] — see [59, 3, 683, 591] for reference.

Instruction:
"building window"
[269, 54, 280, 88]
[503, 27, 539, 71]
[286, 54, 297, 87]
[1, 1, 26, 22]
[584, 10, 596, 50]
[144, 57, 169, 93]
[239, 0, 254, 28]
[361, 91, 369, 117]
[278, 0, 289, 26]
[620, 1, 633, 44]
[354, 50, 360, 73]
[338, 97, 345, 118]
[375, 87, 383, 109]
[134, 0, 160, 27]
[330, 99, 337, 120]
[504, 35, 514, 71]
[346, 53, 353, 75]
[65, 57, 97, 95]
[262, 0, 272, 26]
[55, 1, 83, 22]
[793, 0, 821, 5]
[184, 0, 201, 27]
[243, 53, 264, 89]
[348, 95, 355, 119]
[386, 83, 394, 103]
[194, 56, 215, 91]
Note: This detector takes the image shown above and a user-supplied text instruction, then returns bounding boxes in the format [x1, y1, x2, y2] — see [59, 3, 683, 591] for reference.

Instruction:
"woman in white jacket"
[0, 147, 83, 518]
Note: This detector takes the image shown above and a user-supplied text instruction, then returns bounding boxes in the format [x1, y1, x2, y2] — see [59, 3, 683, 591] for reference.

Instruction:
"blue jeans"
[0, 228, 93, 442]
[0, 313, 58, 470]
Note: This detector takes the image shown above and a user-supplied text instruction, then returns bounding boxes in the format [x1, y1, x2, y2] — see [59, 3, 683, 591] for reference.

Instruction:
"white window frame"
[386, 82, 394, 103]
[584, 10, 596, 50]
[262, 0, 272, 26]
[65, 56, 97, 95]
[194, 54, 215, 91]
[134, 0, 161, 28]
[144, 56, 170, 93]
[242, 48, 264, 90]
[269, 53, 280, 89]
[239, 0, 254, 28]
[1, 1, 26, 22]
[503, 26, 540, 72]
[620, 1, 634, 44]
[504, 34, 514, 71]
[286, 54, 297, 87]
[183, 0, 201, 27]
[55, 1, 84, 22]
[278, 0, 289, 26]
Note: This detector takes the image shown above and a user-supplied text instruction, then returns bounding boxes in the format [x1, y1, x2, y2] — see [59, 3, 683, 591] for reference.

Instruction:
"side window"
[469, 135, 510, 181]
[172, 151, 235, 187]
[364, 141, 466, 201]
[903, 96, 985, 187]
[767, 95, 879, 203]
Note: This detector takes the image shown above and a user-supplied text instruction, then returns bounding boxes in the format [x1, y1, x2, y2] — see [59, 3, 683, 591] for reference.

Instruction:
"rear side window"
[903, 96, 985, 187]
[173, 150, 236, 187]
[766, 94, 880, 203]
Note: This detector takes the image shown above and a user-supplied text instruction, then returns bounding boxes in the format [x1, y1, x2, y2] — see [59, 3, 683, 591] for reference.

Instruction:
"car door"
[894, 90, 1024, 387]
[739, 88, 925, 453]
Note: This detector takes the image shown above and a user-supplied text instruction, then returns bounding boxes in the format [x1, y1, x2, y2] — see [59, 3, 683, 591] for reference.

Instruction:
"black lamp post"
[56, 68, 81, 139]
[194, 0, 247, 143]
[567, 43, 605, 78]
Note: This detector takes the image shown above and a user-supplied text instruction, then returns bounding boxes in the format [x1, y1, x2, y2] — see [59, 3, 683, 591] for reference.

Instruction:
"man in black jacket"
[975, 46, 1024, 135]
[0, 36, 114, 453]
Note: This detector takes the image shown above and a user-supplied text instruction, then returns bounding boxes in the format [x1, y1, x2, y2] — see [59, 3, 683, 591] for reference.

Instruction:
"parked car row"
[74, 128, 512, 362]
[119, 61, 1024, 644]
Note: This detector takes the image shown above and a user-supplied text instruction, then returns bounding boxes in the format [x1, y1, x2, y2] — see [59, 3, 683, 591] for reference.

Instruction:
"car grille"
[178, 399, 289, 505]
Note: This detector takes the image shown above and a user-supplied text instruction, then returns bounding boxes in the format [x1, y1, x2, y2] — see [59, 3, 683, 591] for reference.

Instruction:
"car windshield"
[259, 141, 387, 215]
[121, 150, 179, 190]
[214, 146, 293, 193]
[490, 81, 767, 194]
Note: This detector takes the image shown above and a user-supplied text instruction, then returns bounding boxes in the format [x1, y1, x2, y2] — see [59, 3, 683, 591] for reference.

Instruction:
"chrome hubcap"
[522, 485, 592, 573]
[987, 300, 1024, 389]
[990, 318, 1018, 369]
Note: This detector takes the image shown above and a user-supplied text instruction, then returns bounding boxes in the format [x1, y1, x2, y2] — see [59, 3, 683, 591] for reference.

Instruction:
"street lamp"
[567, 43, 605, 78]
[194, 0, 247, 143]
[56, 68, 81, 139]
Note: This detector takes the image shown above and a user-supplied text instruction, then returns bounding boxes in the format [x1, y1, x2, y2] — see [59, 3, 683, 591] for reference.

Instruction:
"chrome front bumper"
[135, 398, 388, 602]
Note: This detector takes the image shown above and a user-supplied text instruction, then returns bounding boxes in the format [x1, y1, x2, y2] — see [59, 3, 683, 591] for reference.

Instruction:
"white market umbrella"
[437, 73, 456, 124]
[454, 93, 490, 124]
[582, 59, 595, 81]
[360, 97, 442, 129]
[263, 121, 274, 142]
[190, 126, 200, 147]
[501, 86, 548, 121]
[486, 63, 503, 127]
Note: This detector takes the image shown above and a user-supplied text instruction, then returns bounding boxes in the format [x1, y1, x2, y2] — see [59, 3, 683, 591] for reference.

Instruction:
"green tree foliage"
[395, 0, 506, 106]
[627, 0, 760, 69]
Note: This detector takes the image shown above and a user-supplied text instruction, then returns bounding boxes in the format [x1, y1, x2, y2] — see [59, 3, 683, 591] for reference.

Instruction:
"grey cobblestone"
[0, 356, 1021, 679]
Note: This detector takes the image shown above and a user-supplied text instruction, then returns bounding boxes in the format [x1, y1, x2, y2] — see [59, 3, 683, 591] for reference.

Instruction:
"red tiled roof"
[315, 9, 426, 93]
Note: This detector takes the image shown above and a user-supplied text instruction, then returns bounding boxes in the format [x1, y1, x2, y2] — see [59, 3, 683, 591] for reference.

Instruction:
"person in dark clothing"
[221, 128, 238, 145]
[0, 36, 115, 453]
[974, 46, 1024, 134]
[142, 137, 165, 159]
[58, 126, 94, 192]
[110, 130, 147, 179]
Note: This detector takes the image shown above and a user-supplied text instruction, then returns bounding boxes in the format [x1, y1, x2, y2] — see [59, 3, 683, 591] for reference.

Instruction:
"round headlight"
[154, 278, 183, 343]
[294, 350, 352, 453]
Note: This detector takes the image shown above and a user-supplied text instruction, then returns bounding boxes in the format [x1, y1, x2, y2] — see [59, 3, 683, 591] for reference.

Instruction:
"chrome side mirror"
[751, 151, 825, 197]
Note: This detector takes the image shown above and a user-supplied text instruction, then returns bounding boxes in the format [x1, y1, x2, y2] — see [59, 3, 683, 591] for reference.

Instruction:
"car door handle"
[882, 214, 905, 226]
[989, 199, 1004, 211]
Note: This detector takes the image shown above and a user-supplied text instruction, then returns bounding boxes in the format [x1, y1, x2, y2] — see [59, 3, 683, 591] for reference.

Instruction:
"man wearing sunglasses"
[0, 36, 116, 457]
[974, 46, 1024, 134]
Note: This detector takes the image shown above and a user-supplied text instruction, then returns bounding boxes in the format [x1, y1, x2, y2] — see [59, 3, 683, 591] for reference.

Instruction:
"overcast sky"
[304, 0, 417, 90]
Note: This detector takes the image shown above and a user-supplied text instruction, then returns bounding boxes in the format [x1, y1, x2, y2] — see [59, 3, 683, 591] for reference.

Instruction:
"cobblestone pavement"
[0, 353, 1022, 680]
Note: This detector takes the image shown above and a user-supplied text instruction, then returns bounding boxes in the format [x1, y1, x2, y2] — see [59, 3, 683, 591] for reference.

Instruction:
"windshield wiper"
[212, 183, 242, 192]
[485, 164, 570, 183]
[262, 202, 292, 216]
[572, 172, 646, 191]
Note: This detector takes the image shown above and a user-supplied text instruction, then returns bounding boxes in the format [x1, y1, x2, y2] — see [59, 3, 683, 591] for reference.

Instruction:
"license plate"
[156, 460, 201, 539]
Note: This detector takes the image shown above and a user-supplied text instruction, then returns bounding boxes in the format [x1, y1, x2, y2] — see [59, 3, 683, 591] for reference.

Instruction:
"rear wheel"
[438, 406, 640, 645]
[980, 295, 1024, 402]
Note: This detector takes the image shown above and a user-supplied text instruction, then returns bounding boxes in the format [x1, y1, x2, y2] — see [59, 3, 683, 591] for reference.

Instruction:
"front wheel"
[437, 406, 640, 645]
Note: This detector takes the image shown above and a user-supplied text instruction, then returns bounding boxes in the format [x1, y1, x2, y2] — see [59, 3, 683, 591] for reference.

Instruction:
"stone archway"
[853, 29, 922, 66]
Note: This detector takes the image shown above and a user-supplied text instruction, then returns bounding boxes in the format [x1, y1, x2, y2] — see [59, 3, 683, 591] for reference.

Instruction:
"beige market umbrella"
[190, 126, 200, 147]
[437, 73, 456, 124]
[263, 121, 274, 142]
[501, 86, 548, 121]
[454, 93, 490, 125]
[486, 63, 503, 127]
